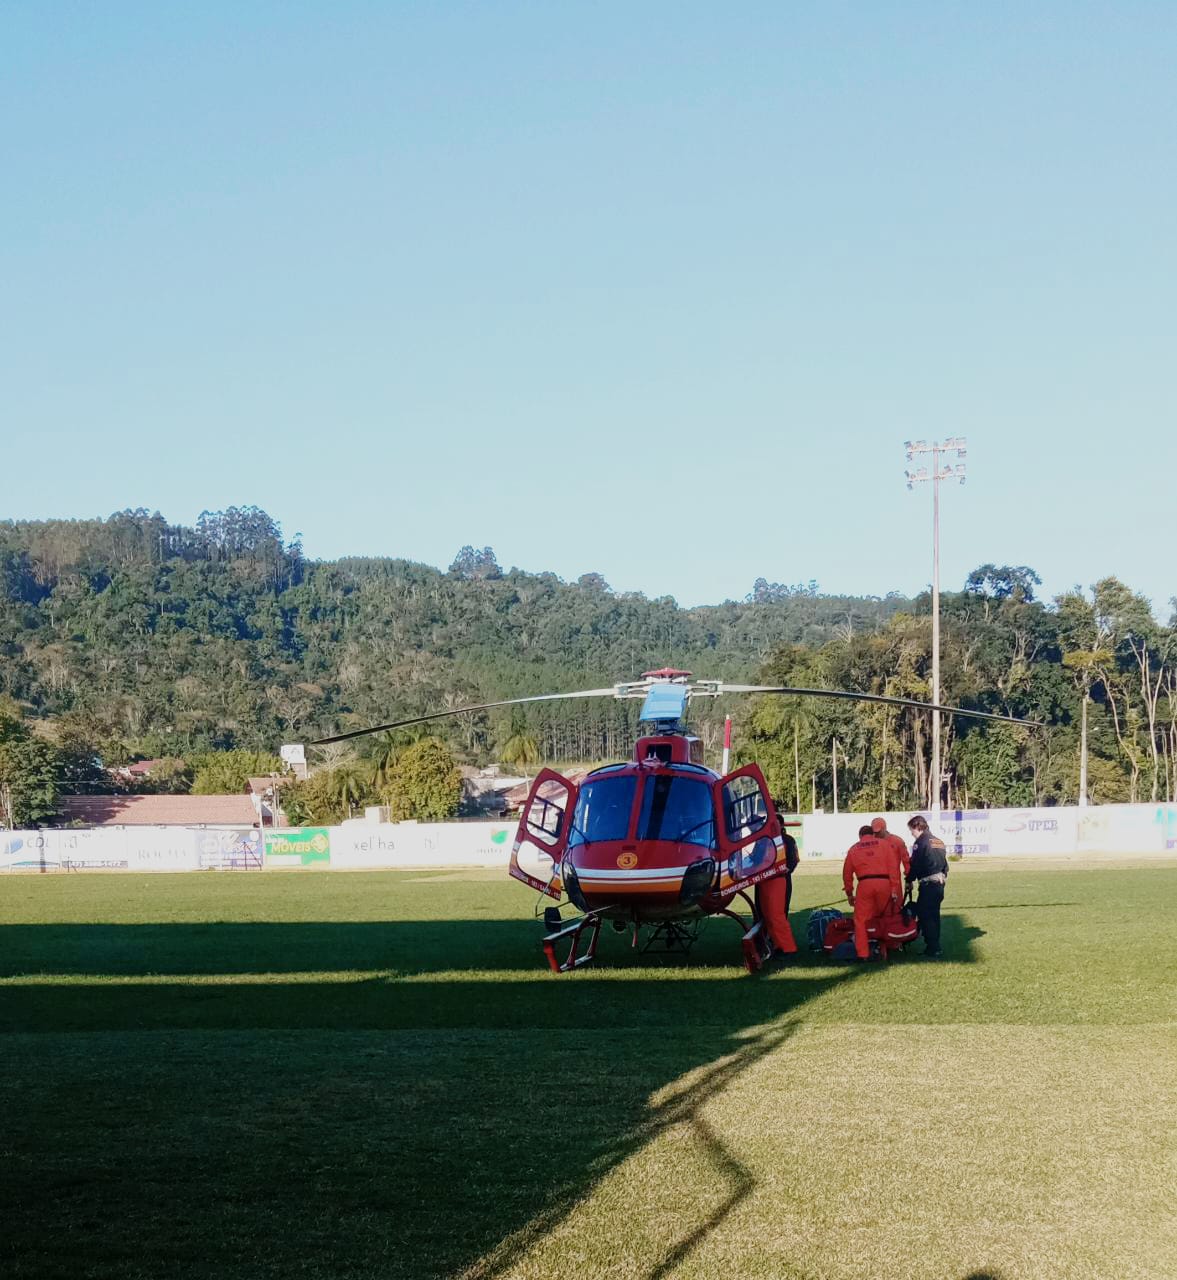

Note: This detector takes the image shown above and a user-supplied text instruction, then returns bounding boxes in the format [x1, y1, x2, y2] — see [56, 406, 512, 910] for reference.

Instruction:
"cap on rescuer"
[870, 817, 886, 834]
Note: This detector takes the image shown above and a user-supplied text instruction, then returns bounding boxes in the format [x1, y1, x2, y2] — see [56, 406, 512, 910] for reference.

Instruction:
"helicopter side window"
[637, 775, 716, 848]
[568, 776, 637, 847]
[525, 794, 565, 842]
[723, 775, 768, 841]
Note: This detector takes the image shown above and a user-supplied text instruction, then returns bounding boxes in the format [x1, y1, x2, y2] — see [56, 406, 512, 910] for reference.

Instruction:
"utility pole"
[829, 737, 844, 814]
[1074, 656, 1097, 807]
[1079, 692, 1089, 807]
[793, 721, 801, 815]
[831, 738, 841, 814]
[904, 437, 967, 812]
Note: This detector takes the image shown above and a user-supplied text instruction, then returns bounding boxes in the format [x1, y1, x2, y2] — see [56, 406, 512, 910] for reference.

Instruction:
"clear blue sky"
[3, 3, 1175, 611]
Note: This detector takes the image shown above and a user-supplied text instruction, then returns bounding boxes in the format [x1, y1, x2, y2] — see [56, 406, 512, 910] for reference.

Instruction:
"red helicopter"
[312, 668, 1032, 974]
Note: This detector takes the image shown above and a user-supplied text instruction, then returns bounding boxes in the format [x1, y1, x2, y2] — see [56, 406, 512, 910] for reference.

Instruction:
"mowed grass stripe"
[481, 1024, 1177, 1280]
[1, 863, 1175, 1278]
[3, 1024, 1173, 1280]
[3, 864, 1175, 1029]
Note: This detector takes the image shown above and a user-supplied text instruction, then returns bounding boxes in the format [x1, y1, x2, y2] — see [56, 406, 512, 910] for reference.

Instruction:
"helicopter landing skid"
[542, 911, 604, 974]
[639, 918, 703, 958]
[715, 906, 772, 974]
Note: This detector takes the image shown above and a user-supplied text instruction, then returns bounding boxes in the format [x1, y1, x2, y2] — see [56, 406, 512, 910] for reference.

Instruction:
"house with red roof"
[54, 794, 261, 828]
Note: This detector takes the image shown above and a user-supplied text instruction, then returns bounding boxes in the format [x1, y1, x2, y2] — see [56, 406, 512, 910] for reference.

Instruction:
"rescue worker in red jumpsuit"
[871, 817, 910, 885]
[755, 829, 800, 957]
[842, 825, 903, 960]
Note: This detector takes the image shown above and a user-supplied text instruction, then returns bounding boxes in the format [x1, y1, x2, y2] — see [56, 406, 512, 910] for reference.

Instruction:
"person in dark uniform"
[906, 814, 948, 957]
[780, 826, 800, 913]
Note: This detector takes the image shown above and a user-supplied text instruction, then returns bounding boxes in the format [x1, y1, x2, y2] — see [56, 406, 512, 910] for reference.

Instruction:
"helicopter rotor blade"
[714, 684, 1041, 727]
[310, 688, 619, 746]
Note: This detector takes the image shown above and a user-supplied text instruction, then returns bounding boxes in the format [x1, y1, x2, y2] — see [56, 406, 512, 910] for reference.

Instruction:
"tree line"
[1, 510, 1174, 822]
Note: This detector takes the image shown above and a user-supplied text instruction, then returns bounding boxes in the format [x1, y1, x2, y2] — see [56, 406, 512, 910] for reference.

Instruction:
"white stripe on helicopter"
[577, 866, 693, 880]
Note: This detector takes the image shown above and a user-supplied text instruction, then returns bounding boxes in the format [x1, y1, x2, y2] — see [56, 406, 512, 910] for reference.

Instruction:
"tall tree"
[191, 750, 284, 795]
[384, 738, 462, 822]
[0, 713, 61, 826]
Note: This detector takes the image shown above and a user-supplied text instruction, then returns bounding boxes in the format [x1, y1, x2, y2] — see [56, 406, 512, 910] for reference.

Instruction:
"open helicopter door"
[510, 768, 577, 901]
[713, 763, 787, 889]
[712, 764, 787, 972]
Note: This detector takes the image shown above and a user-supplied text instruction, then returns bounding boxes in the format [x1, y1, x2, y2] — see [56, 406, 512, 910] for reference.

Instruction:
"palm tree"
[327, 762, 368, 820]
[369, 733, 400, 791]
[500, 733, 541, 775]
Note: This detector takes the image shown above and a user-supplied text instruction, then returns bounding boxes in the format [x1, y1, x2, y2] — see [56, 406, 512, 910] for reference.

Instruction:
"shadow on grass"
[465, 1016, 803, 1280]
[965, 901, 1079, 910]
[0, 916, 984, 1280]
[926, 919, 986, 958]
[0, 919, 540, 979]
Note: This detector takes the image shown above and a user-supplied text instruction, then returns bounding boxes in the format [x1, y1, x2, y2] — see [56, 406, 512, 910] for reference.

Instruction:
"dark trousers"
[916, 881, 945, 953]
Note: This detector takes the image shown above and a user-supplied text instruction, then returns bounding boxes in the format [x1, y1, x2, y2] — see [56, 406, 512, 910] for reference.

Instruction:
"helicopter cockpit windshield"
[638, 774, 715, 848]
[567, 775, 636, 847]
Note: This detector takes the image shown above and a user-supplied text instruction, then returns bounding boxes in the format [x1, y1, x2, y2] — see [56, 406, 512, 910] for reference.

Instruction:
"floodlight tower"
[904, 437, 968, 811]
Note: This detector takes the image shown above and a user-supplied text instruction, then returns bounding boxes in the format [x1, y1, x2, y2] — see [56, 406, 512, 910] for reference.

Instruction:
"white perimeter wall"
[3, 804, 1177, 873]
[800, 804, 1177, 861]
[0, 821, 518, 873]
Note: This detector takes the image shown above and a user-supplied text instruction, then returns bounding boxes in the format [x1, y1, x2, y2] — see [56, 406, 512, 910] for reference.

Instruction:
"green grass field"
[2, 862, 1175, 1280]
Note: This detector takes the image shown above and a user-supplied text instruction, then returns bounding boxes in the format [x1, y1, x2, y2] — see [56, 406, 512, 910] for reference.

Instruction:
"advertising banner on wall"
[329, 826, 409, 869]
[1153, 806, 1177, 851]
[264, 829, 330, 867]
[0, 830, 63, 872]
[0, 827, 208, 872]
[52, 829, 128, 870]
[105, 827, 201, 871]
[986, 809, 1077, 857]
[801, 808, 1072, 860]
[938, 810, 992, 856]
[1074, 805, 1170, 855]
[328, 821, 515, 869]
[197, 828, 263, 870]
[410, 822, 515, 867]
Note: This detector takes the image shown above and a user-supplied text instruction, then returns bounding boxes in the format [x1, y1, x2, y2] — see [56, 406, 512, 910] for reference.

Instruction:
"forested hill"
[0, 508, 909, 762]
[4, 508, 1174, 814]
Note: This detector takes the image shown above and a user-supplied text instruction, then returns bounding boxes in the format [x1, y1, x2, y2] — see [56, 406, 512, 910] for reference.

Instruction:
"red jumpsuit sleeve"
[895, 836, 911, 877]
[888, 853, 903, 898]
[842, 849, 855, 897]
